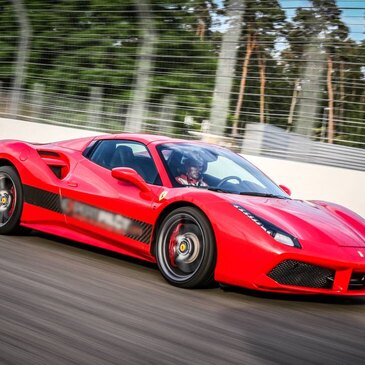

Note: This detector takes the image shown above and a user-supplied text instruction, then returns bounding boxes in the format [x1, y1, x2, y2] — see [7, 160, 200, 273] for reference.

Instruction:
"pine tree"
[148, 0, 219, 134]
[232, 0, 286, 135]
[281, 7, 319, 131]
[0, 2, 18, 91]
[283, 1, 349, 143]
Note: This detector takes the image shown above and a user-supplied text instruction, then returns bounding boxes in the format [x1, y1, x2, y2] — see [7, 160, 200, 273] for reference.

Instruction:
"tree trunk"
[360, 89, 365, 138]
[87, 86, 103, 129]
[348, 79, 355, 103]
[124, 0, 156, 133]
[208, 0, 244, 137]
[9, 0, 32, 116]
[327, 56, 334, 144]
[294, 44, 325, 137]
[158, 94, 177, 136]
[259, 54, 266, 124]
[287, 78, 300, 130]
[231, 33, 256, 136]
[339, 61, 345, 123]
[196, 18, 206, 41]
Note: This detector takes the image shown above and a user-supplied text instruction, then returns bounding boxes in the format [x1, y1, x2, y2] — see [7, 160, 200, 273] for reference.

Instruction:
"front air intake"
[348, 273, 365, 290]
[267, 260, 334, 289]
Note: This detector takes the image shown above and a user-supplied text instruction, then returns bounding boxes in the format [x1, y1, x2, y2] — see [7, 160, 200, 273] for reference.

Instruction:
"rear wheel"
[0, 166, 24, 235]
[156, 206, 216, 288]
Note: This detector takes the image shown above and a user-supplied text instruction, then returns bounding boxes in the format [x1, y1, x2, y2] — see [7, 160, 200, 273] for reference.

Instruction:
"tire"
[0, 166, 24, 235]
[156, 206, 216, 288]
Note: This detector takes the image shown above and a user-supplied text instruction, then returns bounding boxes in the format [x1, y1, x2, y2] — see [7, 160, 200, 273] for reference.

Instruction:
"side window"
[87, 140, 161, 185]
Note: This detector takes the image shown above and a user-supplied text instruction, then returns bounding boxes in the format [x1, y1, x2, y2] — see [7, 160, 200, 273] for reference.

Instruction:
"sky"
[279, 0, 364, 42]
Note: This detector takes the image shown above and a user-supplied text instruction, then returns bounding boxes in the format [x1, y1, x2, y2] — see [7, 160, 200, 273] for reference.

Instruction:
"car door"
[60, 139, 164, 257]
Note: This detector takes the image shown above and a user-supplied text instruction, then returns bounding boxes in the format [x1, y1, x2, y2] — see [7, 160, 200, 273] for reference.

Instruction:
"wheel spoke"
[0, 211, 6, 224]
[0, 177, 6, 190]
[175, 256, 199, 274]
[175, 259, 193, 273]
[168, 223, 183, 268]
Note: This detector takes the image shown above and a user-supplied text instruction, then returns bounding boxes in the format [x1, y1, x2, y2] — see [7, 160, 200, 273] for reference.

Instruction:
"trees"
[1, 1, 364, 148]
[281, 7, 320, 132]
[0, 2, 17, 90]
[312, 0, 349, 143]
[282, 1, 349, 142]
[335, 39, 365, 147]
[148, 1, 218, 133]
[231, 0, 286, 135]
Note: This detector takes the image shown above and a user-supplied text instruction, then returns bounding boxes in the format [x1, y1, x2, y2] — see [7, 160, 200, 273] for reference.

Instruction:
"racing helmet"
[183, 154, 207, 180]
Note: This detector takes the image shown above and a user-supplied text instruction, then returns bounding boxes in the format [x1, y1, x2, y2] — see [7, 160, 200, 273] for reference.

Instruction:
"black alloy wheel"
[0, 166, 24, 234]
[156, 206, 216, 288]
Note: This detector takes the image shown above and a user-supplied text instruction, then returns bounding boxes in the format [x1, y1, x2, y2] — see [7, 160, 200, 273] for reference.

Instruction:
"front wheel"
[156, 206, 216, 288]
[0, 166, 24, 235]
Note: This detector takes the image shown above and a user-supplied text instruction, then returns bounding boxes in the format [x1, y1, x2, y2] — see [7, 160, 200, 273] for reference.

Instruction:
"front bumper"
[215, 238, 365, 296]
[254, 253, 365, 296]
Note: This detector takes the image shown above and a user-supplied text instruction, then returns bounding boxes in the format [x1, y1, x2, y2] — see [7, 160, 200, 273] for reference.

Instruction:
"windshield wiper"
[207, 187, 234, 194]
[185, 185, 234, 194]
[184, 186, 288, 198]
[238, 192, 289, 199]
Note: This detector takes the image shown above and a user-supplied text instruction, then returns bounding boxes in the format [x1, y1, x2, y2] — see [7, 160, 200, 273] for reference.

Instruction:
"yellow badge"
[159, 191, 168, 201]
[179, 243, 187, 252]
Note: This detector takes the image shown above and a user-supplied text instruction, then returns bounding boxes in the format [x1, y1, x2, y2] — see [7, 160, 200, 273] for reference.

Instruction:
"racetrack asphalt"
[1, 232, 365, 365]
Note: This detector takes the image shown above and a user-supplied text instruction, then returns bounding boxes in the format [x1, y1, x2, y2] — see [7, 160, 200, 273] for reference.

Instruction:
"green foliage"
[0, 0, 363, 147]
[0, 3, 18, 88]
[280, 0, 365, 146]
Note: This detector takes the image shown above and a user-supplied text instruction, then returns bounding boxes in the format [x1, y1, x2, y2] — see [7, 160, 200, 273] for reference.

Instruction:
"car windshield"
[157, 143, 289, 198]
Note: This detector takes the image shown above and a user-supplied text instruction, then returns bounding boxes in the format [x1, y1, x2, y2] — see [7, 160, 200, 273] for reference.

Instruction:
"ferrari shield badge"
[159, 191, 168, 201]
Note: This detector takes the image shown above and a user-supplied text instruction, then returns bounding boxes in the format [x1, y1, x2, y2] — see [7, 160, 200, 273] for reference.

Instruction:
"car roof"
[52, 133, 221, 152]
[107, 134, 224, 150]
[102, 133, 184, 145]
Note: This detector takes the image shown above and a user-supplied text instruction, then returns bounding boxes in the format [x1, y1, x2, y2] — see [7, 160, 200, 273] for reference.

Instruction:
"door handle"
[67, 181, 78, 187]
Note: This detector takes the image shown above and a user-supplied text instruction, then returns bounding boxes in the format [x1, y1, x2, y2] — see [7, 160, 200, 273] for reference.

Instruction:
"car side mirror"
[279, 184, 291, 196]
[112, 167, 151, 193]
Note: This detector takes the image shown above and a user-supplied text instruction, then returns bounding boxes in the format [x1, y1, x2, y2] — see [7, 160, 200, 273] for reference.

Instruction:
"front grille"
[267, 260, 334, 289]
[348, 273, 365, 290]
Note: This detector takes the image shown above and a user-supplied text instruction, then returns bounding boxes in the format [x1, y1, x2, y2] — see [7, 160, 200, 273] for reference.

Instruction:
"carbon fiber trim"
[23, 185, 152, 244]
[267, 260, 334, 289]
[126, 221, 152, 244]
[23, 185, 62, 213]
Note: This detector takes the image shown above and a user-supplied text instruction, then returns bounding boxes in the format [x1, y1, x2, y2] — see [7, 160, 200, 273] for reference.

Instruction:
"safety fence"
[1, 0, 364, 169]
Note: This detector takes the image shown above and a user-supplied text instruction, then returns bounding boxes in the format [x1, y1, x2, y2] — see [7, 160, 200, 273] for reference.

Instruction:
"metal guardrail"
[242, 123, 365, 172]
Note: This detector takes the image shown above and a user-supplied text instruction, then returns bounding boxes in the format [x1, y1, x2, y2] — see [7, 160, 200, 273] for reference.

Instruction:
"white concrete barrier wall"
[1, 118, 364, 218]
[244, 155, 365, 218]
[0, 118, 101, 143]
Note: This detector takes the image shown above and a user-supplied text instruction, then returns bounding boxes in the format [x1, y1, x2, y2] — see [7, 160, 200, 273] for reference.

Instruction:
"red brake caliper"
[168, 223, 183, 267]
[8, 186, 15, 216]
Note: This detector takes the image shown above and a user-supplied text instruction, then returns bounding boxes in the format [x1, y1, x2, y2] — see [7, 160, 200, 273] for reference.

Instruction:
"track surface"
[1, 233, 365, 365]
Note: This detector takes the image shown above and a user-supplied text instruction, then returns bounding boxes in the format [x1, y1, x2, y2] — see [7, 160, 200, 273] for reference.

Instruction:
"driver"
[176, 155, 208, 187]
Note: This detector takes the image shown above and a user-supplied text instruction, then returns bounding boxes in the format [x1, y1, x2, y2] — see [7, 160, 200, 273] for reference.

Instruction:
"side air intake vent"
[38, 150, 60, 157]
[37, 150, 69, 179]
[267, 260, 334, 289]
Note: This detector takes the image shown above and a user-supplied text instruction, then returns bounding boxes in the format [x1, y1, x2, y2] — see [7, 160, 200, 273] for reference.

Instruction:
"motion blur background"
[1, 0, 365, 170]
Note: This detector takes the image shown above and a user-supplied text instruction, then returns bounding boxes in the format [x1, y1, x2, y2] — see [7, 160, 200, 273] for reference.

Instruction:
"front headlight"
[233, 204, 301, 248]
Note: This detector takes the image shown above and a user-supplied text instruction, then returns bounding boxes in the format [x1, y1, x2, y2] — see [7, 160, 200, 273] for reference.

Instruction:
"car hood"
[225, 195, 365, 248]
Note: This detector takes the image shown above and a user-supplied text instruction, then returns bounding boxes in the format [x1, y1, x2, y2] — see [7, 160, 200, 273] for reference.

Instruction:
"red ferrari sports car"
[1, 133, 365, 295]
